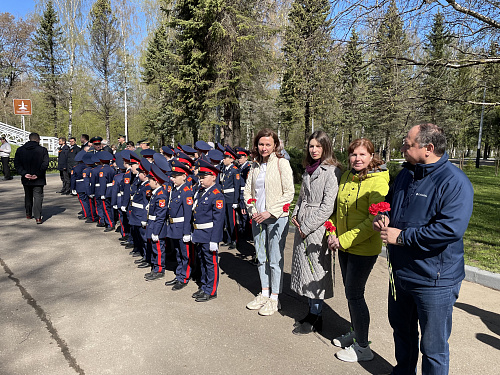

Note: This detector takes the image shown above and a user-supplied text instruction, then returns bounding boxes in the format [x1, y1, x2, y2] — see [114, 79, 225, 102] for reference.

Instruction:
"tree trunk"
[304, 100, 310, 147]
[385, 130, 391, 162]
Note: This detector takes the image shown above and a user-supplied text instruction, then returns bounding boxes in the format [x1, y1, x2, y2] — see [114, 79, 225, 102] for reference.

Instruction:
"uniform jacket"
[67, 145, 81, 169]
[14, 141, 49, 186]
[290, 164, 342, 299]
[146, 186, 168, 238]
[96, 164, 116, 198]
[128, 180, 150, 226]
[166, 183, 194, 239]
[220, 164, 241, 204]
[82, 166, 94, 195]
[386, 153, 474, 286]
[334, 167, 390, 256]
[57, 144, 70, 170]
[110, 172, 124, 208]
[71, 163, 86, 193]
[89, 165, 101, 196]
[191, 184, 225, 244]
[244, 152, 294, 219]
[120, 169, 135, 209]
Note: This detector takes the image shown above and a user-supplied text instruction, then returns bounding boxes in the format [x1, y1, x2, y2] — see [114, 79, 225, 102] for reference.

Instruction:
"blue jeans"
[389, 278, 461, 375]
[338, 251, 378, 347]
[252, 216, 289, 294]
[308, 298, 324, 315]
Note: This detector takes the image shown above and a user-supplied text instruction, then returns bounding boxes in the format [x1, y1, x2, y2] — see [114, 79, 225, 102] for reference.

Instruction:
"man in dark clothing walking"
[57, 137, 71, 194]
[14, 133, 49, 224]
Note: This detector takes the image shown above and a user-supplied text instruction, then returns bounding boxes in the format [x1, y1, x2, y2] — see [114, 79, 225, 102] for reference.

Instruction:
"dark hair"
[69, 137, 76, 141]
[29, 133, 40, 142]
[304, 130, 341, 168]
[347, 138, 385, 180]
[251, 128, 283, 164]
[126, 141, 135, 147]
[81, 134, 89, 141]
[0, 136, 6, 141]
[59, 137, 67, 143]
[415, 123, 446, 157]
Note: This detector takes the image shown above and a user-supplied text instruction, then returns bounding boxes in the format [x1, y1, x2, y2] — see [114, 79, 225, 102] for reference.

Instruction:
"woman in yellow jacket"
[328, 138, 390, 363]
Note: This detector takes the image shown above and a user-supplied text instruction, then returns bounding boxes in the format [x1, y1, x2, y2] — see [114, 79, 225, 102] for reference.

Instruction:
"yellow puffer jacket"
[333, 168, 390, 256]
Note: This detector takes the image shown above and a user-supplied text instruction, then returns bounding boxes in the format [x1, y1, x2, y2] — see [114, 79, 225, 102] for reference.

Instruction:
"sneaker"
[332, 328, 355, 348]
[258, 299, 279, 316]
[336, 342, 374, 362]
[246, 293, 269, 310]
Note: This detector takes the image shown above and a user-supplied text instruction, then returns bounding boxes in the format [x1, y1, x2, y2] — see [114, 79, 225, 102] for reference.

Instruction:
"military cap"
[74, 150, 86, 162]
[223, 145, 237, 160]
[216, 142, 224, 152]
[137, 138, 150, 145]
[178, 143, 197, 155]
[235, 147, 250, 157]
[82, 152, 95, 165]
[98, 151, 114, 163]
[153, 153, 171, 174]
[140, 148, 156, 159]
[207, 149, 223, 164]
[129, 152, 141, 164]
[161, 146, 174, 156]
[118, 134, 126, 138]
[195, 140, 212, 153]
[171, 159, 191, 176]
[196, 159, 220, 177]
[139, 157, 151, 174]
[148, 164, 169, 184]
[175, 151, 194, 167]
[115, 152, 126, 170]
[90, 136, 103, 144]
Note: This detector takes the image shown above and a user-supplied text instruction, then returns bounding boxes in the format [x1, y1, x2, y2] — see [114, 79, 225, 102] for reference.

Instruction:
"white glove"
[141, 221, 147, 228]
[101, 195, 105, 200]
[232, 204, 238, 209]
[182, 235, 191, 243]
[113, 205, 118, 209]
[151, 234, 159, 242]
[209, 242, 218, 251]
[71, 190, 77, 195]
[89, 194, 95, 198]
[121, 206, 126, 212]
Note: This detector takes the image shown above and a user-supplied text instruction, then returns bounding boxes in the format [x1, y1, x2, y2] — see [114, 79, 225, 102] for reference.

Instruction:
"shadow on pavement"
[455, 302, 500, 350]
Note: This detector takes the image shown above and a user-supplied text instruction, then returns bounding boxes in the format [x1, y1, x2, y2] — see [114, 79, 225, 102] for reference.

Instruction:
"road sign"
[13, 99, 32, 115]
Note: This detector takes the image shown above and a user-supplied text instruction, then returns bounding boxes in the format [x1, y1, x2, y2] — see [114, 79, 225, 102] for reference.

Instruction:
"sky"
[1, 0, 37, 18]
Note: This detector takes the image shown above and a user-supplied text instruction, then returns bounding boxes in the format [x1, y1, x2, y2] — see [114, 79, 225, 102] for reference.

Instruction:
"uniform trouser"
[1, 156, 11, 178]
[173, 238, 193, 284]
[23, 185, 43, 219]
[117, 210, 130, 236]
[101, 197, 114, 227]
[59, 169, 71, 193]
[77, 192, 90, 218]
[150, 238, 167, 273]
[224, 204, 237, 243]
[130, 225, 147, 259]
[389, 279, 461, 375]
[196, 242, 219, 296]
[95, 197, 104, 224]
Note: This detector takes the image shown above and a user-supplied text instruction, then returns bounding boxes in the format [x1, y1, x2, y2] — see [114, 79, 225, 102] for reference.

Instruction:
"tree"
[279, 0, 334, 144]
[88, 0, 120, 142]
[31, 0, 65, 137]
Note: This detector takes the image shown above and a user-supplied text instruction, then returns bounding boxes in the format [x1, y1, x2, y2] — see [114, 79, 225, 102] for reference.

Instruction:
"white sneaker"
[258, 299, 279, 316]
[246, 293, 269, 310]
[332, 328, 355, 348]
[336, 342, 374, 362]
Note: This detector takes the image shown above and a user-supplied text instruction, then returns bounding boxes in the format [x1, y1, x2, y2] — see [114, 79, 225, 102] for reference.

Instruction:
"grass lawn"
[462, 166, 500, 273]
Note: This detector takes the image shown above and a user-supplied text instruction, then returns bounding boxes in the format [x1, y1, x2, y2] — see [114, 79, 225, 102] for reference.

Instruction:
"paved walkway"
[1, 176, 499, 375]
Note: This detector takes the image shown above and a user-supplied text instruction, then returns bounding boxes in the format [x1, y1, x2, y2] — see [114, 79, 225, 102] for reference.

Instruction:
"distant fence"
[2, 157, 59, 177]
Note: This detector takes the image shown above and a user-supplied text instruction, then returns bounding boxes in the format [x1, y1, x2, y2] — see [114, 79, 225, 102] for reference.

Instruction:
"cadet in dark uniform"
[95, 151, 116, 231]
[220, 146, 241, 248]
[120, 151, 140, 247]
[191, 159, 225, 301]
[90, 153, 104, 226]
[144, 164, 169, 281]
[83, 153, 97, 223]
[111, 153, 127, 236]
[164, 160, 194, 291]
[57, 137, 71, 194]
[70, 151, 87, 219]
[235, 147, 252, 241]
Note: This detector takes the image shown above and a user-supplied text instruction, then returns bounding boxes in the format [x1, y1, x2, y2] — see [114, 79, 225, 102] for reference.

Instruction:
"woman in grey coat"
[291, 130, 342, 334]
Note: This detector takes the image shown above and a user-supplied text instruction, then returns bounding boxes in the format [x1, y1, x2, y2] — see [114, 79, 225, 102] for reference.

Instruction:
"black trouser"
[59, 169, 71, 193]
[1, 157, 11, 179]
[24, 185, 44, 219]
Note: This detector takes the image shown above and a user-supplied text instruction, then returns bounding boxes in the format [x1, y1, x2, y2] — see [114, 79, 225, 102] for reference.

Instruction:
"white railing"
[0, 121, 59, 155]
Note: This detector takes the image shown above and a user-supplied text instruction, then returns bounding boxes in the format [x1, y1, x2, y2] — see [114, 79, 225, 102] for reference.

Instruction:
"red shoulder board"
[213, 188, 220, 195]
[183, 186, 190, 192]
[157, 190, 164, 195]
[187, 177, 192, 182]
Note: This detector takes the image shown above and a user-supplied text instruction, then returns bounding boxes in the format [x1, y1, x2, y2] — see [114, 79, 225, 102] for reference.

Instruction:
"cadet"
[191, 159, 225, 302]
[235, 147, 252, 241]
[144, 164, 169, 281]
[83, 154, 98, 223]
[95, 151, 116, 231]
[164, 160, 194, 291]
[90, 153, 104, 227]
[120, 151, 140, 247]
[111, 153, 127, 237]
[71, 150, 88, 219]
[220, 145, 241, 249]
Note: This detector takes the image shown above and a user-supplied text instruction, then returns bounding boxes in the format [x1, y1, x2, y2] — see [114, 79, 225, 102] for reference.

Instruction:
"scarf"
[306, 160, 321, 176]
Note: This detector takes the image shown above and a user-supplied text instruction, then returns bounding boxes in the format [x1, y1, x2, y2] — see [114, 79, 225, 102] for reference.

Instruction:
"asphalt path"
[1, 176, 499, 375]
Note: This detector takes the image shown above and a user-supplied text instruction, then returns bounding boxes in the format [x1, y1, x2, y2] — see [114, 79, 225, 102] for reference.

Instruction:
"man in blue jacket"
[373, 123, 474, 375]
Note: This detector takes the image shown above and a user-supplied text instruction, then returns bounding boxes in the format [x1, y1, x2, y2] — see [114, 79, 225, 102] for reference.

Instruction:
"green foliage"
[286, 146, 305, 183]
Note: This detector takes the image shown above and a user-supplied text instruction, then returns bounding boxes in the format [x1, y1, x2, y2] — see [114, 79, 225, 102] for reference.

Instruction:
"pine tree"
[279, 0, 334, 144]
[31, 0, 65, 137]
[88, 0, 120, 142]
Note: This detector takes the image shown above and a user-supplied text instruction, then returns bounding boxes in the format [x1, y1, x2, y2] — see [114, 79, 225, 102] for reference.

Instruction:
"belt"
[106, 183, 113, 187]
[169, 217, 185, 223]
[76, 179, 84, 182]
[240, 186, 245, 191]
[194, 222, 213, 229]
[148, 215, 157, 220]
[95, 183, 100, 187]
[222, 188, 234, 193]
[131, 202, 144, 209]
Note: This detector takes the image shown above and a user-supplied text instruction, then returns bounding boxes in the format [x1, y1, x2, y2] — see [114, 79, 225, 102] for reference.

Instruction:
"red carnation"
[324, 221, 336, 232]
[247, 198, 256, 205]
[369, 202, 391, 216]
[283, 203, 291, 213]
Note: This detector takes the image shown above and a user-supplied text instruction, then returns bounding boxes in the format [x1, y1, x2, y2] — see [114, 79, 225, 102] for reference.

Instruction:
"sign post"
[13, 99, 32, 143]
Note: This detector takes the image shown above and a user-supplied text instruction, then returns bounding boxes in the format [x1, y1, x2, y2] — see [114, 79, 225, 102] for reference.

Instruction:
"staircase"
[0, 121, 59, 155]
